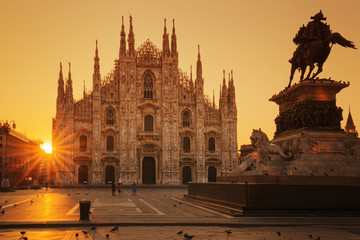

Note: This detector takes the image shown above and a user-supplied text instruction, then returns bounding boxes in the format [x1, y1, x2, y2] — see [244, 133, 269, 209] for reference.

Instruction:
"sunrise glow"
[41, 142, 52, 154]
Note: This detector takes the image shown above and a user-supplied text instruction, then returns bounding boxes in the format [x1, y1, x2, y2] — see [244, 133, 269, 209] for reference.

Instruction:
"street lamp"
[0, 120, 16, 187]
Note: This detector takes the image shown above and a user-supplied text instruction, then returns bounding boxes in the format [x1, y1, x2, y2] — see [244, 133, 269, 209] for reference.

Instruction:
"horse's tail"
[330, 32, 357, 49]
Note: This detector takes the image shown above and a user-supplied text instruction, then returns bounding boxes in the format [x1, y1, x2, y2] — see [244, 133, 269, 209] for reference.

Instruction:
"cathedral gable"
[136, 39, 161, 68]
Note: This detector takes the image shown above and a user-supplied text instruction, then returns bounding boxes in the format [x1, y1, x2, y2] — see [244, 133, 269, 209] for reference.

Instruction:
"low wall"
[187, 181, 360, 210]
[217, 175, 360, 185]
[0, 187, 15, 192]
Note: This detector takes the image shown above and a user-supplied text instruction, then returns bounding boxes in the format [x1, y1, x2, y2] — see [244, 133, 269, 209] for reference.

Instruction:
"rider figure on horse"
[290, 11, 331, 68]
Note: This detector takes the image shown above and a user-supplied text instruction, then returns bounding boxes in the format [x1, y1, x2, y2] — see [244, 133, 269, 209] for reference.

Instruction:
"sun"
[41, 142, 52, 154]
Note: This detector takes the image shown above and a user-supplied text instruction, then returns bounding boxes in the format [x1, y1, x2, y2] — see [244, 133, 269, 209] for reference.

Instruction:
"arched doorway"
[182, 166, 192, 185]
[78, 165, 88, 184]
[142, 157, 155, 184]
[105, 165, 115, 184]
[208, 166, 217, 182]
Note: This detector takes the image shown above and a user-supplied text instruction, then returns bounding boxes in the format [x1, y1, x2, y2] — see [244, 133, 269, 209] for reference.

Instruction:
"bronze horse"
[288, 32, 356, 87]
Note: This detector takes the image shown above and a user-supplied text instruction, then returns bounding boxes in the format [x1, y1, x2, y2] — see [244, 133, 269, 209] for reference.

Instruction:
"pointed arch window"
[144, 73, 153, 99]
[183, 137, 190, 152]
[144, 115, 154, 132]
[80, 135, 87, 152]
[182, 111, 191, 127]
[106, 108, 115, 125]
[107, 136, 114, 152]
[208, 137, 215, 152]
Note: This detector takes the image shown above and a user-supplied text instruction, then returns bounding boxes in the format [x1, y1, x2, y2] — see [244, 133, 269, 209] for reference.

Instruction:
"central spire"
[94, 40, 100, 74]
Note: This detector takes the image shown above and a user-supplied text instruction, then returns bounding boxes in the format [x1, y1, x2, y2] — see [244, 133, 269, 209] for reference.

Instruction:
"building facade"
[52, 17, 238, 185]
[0, 121, 43, 187]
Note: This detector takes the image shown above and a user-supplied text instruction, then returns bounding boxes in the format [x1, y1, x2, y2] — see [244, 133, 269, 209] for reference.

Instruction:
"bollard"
[79, 201, 91, 220]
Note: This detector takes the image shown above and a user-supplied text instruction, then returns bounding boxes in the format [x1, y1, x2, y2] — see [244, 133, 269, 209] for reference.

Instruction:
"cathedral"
[52, 17, 238, 185]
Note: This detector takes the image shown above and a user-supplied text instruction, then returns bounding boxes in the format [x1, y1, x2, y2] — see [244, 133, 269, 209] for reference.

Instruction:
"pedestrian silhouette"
[111, 183, 115, 196]
[132, 182, 136, 195]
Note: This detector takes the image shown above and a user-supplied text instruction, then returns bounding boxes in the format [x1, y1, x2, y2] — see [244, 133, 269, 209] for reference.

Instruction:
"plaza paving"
[0, 187, 360, 239]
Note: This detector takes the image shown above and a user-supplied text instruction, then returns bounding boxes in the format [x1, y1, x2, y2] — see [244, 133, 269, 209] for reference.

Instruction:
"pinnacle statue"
[288, 10, 356, 87]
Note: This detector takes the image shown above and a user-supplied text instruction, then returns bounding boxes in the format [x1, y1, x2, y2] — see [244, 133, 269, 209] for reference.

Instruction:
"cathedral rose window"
[144, 73, 153, 99]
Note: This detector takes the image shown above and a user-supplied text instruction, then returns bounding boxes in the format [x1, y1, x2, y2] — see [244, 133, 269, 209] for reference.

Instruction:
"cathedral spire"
[162, 18, 170, 57]
[189, 65, 194, 90]
[196, 45, 202, 80]
[94, 40, 100, 75]
[213, 90, 215, 108]
[228, 70, 236, 109]
[221, 70, 228, 107]
[228, 72, 231, 87]
[345, 107, 357, 135]
[57, 62, 65, 109]
[68, 62, 72, 81]
[128, 15, 135, 57]
[171, 19, 177, 57]
[222, 69, 226, 88]
[190, 65, 193, 82]
[66, 62, 73, 103]
[83, 80, 86, 98]
[119, 16, 126, 58]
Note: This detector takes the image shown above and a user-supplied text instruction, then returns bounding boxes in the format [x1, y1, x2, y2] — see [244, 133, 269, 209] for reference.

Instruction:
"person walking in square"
[111, 183, 115, 196]
[118, 183, 122, 196]
[132, 182, 136, 195]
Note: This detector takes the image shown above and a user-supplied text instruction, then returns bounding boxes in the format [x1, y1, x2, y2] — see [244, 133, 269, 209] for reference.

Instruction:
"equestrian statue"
[288, 10, 356, 87]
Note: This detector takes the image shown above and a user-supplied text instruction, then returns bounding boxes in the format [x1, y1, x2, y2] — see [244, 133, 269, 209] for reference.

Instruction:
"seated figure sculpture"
[239, 129, 292, 171]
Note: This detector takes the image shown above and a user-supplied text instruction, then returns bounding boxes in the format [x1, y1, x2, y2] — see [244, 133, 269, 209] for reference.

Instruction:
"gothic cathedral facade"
[52, 17, 238, 185]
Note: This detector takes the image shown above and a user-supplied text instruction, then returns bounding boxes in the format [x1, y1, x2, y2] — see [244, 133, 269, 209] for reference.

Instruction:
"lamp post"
[0, 120, 16, 186]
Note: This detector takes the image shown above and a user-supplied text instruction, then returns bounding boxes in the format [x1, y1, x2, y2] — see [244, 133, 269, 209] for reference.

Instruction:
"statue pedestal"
[269, 78, 349, 135]
[264, 79, 360, 176]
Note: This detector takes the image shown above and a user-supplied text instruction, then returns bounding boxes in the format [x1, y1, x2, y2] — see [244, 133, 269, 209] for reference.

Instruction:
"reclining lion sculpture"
[239, 129, 292, 171]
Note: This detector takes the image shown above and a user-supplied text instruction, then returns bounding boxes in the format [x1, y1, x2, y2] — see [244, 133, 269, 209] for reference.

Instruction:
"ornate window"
[144, 115, 154, 132]
[183, 137, 190, 152]
[80, 135, 87, 152]
[208, 137, 215, 152]
[107, 136, 114, 152]
[106, 108, 115, 125]
[144, 73, 153, 99]
[182, 111, 190, 127]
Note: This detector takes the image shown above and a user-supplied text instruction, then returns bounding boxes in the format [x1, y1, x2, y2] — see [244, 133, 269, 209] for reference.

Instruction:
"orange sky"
[1, 0, 359, 146]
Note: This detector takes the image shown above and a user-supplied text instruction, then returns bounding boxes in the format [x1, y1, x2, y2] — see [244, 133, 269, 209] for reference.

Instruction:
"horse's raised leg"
[288, 64, 296, 87]
[311, 64, 323, 79]
[300, 66, 306, 81]
[305, 63, 314, 79]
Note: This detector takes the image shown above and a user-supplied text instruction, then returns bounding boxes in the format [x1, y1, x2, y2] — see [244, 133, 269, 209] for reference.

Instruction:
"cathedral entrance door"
[105, 165, 115, 184]
[182, 166, 192, 185]
[142, 157, 155, 184]
[208, 166, 217, 182]
[78, 165, 88, 184]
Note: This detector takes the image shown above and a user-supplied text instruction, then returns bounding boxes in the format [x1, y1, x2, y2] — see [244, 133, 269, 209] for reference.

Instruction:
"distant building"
[52, 17, 238, 185]
[0, 122, 43, 187]
[345, 107, 357, 136]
